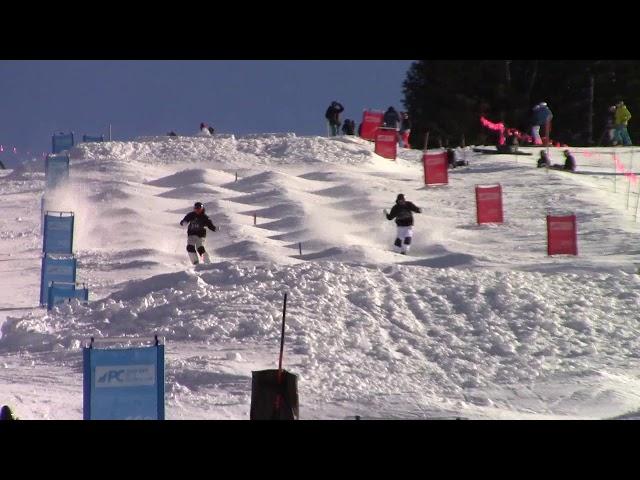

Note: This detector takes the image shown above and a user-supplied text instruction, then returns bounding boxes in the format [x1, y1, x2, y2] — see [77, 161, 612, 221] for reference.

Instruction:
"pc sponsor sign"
[83, 343, 165, 420]
[360, 110, 384, 141]
[547, 214, 578, 255]
[39, 254, 77, 305]
[47, 281, 89, 310]
[43, 212, 74, 254]
[423, 152, 449, 185]
[45, 154, 69, 191]
[475, 184, 504, 224]
[374, 128, 398, 159]
[52, 132, 74, 154]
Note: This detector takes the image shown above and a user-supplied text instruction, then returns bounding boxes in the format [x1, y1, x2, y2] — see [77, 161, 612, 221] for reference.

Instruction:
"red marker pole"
[274, 292, 288, 416]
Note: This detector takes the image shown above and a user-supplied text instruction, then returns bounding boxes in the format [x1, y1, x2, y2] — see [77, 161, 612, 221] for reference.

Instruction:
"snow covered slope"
[1, 134, 639, 419]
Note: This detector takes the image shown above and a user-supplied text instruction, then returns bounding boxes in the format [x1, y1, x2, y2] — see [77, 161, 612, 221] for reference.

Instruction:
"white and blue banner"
[39, 254, 77, 305]
[43, 212, 74, 254]
[47, 281, 89, 310]
[52, 132, 74, 154]
[83, 341, 165, 420]
[45, 154, 70, 191]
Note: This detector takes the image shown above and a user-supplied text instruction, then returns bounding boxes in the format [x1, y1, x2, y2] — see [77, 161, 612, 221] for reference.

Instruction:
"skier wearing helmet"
[180, 202, 217, 264]
[384, 194, 421, 255]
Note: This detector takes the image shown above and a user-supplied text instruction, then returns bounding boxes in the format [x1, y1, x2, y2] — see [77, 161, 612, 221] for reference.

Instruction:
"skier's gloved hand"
[212, 225, 217, 232]
[180, 221, 184, 226]
[383, 209, 389, 217]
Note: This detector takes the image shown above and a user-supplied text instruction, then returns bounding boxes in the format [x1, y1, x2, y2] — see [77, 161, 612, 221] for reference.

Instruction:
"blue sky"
[0, 60, 414, 168]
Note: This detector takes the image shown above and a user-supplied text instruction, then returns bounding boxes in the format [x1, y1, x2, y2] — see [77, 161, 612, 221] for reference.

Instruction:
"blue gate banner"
[83, 343, 165, 420]
[43, 212, 74, 254]
[82, 135, 104, 143]
[40, 254, 77, 305]
[52, 132, 74, 153]
[45, 154, 70, 191]
[47, 282, 89, 310]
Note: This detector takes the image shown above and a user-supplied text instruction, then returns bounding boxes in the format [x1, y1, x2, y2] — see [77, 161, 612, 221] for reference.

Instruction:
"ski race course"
[1, 134, 640, 420]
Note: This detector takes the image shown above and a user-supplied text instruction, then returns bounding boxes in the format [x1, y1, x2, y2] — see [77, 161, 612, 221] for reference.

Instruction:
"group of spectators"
[325, 101, 413, 148]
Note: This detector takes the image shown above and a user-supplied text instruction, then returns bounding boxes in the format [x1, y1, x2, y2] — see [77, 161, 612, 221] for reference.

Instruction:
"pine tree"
[402, 60, 640, 148]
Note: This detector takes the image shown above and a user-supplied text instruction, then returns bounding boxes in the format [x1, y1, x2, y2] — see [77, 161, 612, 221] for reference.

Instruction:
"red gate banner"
[476, 185, 503, 224]
[423, 152, 449, 185]
[360, 110, 384, 141]
[374, 128, 397, 160]
[547, 215, 578, 255]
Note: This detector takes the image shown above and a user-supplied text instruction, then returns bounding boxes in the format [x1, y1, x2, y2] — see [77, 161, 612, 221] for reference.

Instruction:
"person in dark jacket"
[562, 150, 576, 172]
[603, 105, 618, 145]
[384, 194, 421, 254]
[325, 101, 344, 137]
[531, 102, 553, 145]
[537, 150, 551, 168]
[198, 122, 211, 136]
[549, 150, 576, 172]
[180, 202, 217, 264]
[383, 107, 400, 130]
[0, 405, 17, 420]
[399, 112, 411, 148]
[446, 148, 469, 168]
[341, 119, 355, 135]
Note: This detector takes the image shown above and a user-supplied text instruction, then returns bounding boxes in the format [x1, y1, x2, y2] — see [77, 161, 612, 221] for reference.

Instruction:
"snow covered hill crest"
[1, 133, 640, 419]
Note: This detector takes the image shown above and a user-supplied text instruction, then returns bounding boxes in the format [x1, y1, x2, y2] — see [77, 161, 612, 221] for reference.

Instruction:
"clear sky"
[0, 60, 414, 168]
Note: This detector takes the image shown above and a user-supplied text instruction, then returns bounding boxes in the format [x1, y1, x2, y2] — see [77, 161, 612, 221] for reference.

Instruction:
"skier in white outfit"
[384, 194, 421, 254]
[180, 202, 217, 264]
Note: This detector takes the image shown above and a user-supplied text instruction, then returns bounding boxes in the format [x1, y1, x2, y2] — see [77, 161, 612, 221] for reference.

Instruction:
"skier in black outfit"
[325, 101, 345, 137]
[180, 202, 217, 265]
[384, 194, 421, 254]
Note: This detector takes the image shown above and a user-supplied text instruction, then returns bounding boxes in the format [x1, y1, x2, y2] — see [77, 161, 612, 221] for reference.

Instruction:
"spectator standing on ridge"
[198, 123, 211, 137]
[383, 106, 400, 130]
[603, 105, 618, 145]
[531, 102, 553, 145]
[399, 112, 411, 148]
[614, 100, 632, 146]
[325, 101, 345, 137]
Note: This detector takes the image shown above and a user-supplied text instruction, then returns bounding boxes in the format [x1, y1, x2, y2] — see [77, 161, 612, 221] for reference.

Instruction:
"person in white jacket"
[197, 122, 211, 136]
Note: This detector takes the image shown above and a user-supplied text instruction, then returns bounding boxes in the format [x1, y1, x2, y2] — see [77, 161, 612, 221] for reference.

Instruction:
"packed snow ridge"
[1, 133, 640, 420]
